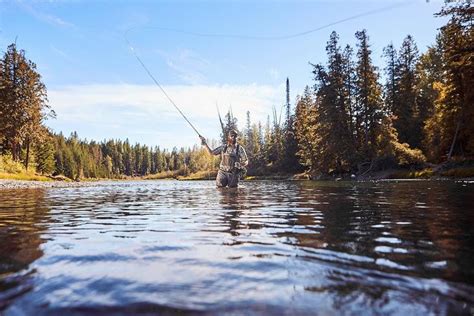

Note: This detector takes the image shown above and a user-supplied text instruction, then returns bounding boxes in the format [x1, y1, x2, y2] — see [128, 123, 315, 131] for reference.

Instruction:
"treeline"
[1, 1, 472, 179]
[235, 79, 301, 175]
[292, 30, 429, 175]
[0, 42, 217, 179]
[49, 132, 215, 179]
[243, 1, 473, 176]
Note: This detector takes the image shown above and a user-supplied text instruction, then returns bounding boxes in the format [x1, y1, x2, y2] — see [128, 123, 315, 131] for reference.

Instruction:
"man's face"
[228, 133, 237, 144]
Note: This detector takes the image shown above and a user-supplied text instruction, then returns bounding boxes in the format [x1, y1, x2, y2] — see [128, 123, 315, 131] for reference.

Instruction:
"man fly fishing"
[124, 36, 249, 187]
[200, 129, 248, 188]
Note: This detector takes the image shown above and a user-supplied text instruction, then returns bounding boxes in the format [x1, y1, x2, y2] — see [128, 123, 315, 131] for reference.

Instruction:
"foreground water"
[0, 180, 473, 315]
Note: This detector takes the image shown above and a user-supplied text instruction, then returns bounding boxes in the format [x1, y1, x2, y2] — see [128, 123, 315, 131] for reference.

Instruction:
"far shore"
[2, 161, 474, 190]
[1, 168, 473, 190]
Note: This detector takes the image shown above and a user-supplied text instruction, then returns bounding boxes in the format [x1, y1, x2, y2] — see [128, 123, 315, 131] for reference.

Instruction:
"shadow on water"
[0, 180, 473, 315]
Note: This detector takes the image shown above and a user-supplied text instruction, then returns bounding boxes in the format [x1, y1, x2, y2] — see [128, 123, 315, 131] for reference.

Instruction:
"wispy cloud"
[50, 45, 76, 63]
[47, 83, 285, 147]
[117, 12, 150, 32]
[15, 0, 76, 28]
[49, 83, 284, 121]
[156, 48, 210, 85]
[269, 68, 280, 81]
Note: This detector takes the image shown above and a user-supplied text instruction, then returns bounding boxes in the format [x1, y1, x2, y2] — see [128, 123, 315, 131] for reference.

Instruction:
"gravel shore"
[0, 179, 99, 190]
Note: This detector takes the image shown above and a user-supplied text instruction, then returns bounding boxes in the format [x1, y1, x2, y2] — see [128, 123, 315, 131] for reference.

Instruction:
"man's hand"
[234, 162, 242, 169]
[199, 135, 207, 146]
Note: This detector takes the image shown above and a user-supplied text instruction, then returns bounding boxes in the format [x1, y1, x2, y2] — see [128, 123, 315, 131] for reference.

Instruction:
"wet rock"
[0, 180, 94, 190]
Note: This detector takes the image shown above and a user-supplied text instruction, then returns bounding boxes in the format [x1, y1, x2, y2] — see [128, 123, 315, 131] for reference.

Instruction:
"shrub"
[392, 142, 426, 166]
[0, 154, 26, 174]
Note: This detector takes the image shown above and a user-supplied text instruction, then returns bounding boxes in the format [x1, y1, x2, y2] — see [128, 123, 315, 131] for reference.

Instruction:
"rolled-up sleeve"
[211, 145, 224, 156]
[239, 146, 248, 164]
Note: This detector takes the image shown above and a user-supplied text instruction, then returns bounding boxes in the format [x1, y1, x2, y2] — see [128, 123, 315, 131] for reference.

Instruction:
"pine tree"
[244, 111, 252, 150]
[0, 43, 53, 166]
[63, 146, 76, 179]
[282, 78, 300, 172]
[263, 115, 274, 166]
[311, 31, 353, 173]
[383, 43, 399, 116]
[342, 45, 357, 139]
[394, 35, 420, 148]
[416, 37, 444, 158]
[433, 0, 474, 159]
[285, 78, 291, 128]
[220, 109, 238, 143]
[294, 86, 319, 171]
[354, 30, 384, 162]
[243, 111, 255, 170]
[270, 106, 284, 169]
[35, 137, 55, 175]
[123, 139, 132, 176]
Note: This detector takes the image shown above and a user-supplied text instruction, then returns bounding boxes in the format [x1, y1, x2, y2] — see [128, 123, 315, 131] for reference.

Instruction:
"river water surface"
[0, 180, 473, 315]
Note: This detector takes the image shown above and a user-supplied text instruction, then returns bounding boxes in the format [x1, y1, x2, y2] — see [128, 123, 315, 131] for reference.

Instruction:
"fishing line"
[123, 1, 412, 136]
[123, 35, 203, 137]
[124, 2, 412, 41]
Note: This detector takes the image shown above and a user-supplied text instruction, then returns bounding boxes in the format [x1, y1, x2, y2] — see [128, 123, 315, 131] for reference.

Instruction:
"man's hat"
[228, 129, 239, 136]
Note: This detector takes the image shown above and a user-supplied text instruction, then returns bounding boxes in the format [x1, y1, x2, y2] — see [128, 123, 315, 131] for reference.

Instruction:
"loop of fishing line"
[122, 1, 413, 137]
[124, 2, 412, 41]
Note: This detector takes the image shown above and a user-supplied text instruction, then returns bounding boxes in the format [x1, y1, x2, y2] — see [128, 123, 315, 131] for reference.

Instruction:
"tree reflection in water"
[0, 180, 472, 315]
[0, 189, 50, 309]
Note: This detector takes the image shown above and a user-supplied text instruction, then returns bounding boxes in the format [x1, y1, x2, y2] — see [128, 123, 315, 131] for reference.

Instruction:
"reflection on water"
[0, 180, 473, 315]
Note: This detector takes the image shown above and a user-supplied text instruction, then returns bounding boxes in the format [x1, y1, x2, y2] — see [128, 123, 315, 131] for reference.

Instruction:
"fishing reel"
[234, 162, 247, 179]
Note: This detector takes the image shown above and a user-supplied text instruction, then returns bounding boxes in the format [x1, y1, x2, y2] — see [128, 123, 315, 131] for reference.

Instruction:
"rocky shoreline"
[0, 179, 101, 190]
[2, 176, 473, 190]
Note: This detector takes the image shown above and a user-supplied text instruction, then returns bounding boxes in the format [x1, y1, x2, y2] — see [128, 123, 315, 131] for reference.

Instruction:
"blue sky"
[1, 0, 446, 149]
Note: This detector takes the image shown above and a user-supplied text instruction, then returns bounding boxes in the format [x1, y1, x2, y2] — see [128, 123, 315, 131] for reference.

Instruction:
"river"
[0, 180, 473, 315]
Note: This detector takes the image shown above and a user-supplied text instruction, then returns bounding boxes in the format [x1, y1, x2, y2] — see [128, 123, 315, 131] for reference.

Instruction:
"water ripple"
[0, 180, 473, 314]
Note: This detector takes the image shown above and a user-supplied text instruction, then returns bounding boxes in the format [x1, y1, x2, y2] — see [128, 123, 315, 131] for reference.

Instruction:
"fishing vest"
[219, 144, 240, 172]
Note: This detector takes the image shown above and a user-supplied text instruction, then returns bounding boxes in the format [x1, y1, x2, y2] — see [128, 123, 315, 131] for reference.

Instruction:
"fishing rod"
[216, 103, 226, 138]
[123, 1, 413, 137]
[123, 34, 203, 138]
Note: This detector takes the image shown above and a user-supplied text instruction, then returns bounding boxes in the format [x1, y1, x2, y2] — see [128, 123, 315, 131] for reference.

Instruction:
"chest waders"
[220, 144, 246, 180]
[220, 144, 239, 171]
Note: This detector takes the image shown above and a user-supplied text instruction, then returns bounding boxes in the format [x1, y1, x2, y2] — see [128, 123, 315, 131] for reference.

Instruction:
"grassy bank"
[385, 160, 474, 180]
[143, 170, 183, 180]
[0, 155, 52, 181]
[146, 163, 474, 181]
[2, 155, 473, 183]
[0, 172, 51, 181]
[177, 170, 217, 181]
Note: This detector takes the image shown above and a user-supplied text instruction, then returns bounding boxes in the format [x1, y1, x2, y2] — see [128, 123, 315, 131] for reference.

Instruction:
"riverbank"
[0, 172, 51, 182]
[1, 162, 473, 189]
[356, 161, 474, 181]
[0, 179, 104, 189]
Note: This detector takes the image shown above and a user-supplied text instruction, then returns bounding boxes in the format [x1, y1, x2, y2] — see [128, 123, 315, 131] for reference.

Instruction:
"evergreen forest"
[0, 1, 472, 180]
